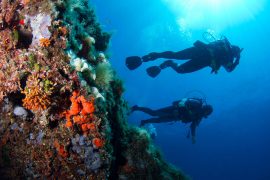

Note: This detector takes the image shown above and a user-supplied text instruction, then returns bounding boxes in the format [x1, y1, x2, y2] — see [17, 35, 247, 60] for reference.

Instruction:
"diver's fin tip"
[146, 66, 161, 78]
[125, 56, 142, 70]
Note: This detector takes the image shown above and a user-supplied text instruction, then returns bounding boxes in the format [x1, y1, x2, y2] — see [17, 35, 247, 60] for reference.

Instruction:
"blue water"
[91, 0, 270, 179]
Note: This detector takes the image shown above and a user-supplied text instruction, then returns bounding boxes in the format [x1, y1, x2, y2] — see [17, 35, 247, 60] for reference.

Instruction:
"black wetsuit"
[144, 38, 240, 74]
[133, 98, 205, 139]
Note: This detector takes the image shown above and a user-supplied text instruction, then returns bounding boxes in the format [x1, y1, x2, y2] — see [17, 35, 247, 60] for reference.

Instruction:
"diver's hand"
[142, 52, 159, 62]
[235, 57, 240, 65]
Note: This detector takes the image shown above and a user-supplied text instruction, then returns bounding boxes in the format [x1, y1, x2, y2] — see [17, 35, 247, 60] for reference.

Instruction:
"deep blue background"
[91, 0, 270, 179]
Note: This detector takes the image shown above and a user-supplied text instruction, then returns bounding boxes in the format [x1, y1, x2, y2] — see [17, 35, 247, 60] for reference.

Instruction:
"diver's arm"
[190, 121, 197, 144]
[190, 118, 202, 144]
[190, 122, 196, 138]
[225, 47, 243, 72]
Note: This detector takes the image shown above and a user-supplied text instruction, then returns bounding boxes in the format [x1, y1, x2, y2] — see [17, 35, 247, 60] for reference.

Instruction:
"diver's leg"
[160, 58, 209, 74]
[142, 47, 197, 61]
[132, 105, 175, 117]
[176, 59, 209, 73]
[132, 106, 161, 116]
[140, 117, 177, 127]
[155, 106, 176, 115]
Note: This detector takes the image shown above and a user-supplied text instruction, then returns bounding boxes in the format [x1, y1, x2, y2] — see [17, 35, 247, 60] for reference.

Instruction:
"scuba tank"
[203, 31, 231, 49]
[203, 30, 218, 43]
[184, 90, 207, 105]
[202, 31, 233, 73]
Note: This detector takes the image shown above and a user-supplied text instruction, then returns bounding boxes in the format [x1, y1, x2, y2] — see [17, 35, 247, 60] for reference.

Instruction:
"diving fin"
[125, 56, 142, 70]
[146, 66, 161, 78]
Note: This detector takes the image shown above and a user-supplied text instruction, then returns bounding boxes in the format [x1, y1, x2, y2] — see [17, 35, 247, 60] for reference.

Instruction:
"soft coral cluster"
[65, 91, 96, 132]
[54, 140, 69, 158]
[39, 38, 50, 47]
[65, 91, 105, 148]
[22, 74, 52, 111]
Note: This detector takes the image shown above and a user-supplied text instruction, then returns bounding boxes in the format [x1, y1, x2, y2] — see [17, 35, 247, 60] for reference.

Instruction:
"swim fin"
[146, 66, 161, 78]
[125, 56, 142, 70]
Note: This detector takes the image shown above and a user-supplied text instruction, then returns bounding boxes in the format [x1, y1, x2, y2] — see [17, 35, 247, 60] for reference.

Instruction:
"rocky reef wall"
[0, 0, 188, 179]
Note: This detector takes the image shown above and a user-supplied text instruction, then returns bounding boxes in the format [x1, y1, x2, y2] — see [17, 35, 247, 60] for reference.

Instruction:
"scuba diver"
[126, 37, 243, 78]
[130, 98, 213, 143]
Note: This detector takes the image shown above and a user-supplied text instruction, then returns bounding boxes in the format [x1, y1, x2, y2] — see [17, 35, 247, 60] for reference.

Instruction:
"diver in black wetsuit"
[131, 98, 213, 143]
[126, 37, 243, 77]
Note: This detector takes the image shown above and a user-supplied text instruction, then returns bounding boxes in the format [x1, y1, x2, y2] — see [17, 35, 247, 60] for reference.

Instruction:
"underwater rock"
[0, 0, 188, 179]
[13, 106, 28, 117]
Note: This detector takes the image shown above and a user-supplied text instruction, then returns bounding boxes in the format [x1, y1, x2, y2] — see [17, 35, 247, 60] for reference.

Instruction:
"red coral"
[79, 96, 95, 115]
[92, 137, 104, 148]
[54, 140, 68, 158]
[65, 91, 95, 134]
[19, 19, 24, 25]
[68, 91, 81, 116]
[87, 123, 96, 131]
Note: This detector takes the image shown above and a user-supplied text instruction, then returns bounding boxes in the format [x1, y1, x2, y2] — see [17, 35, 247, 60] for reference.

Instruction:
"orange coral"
[81, 124, 88, 132]
[92, 138, 104, 148]
[40, 38, 51, 47]
[22, 74, 52, 111]
[65, 91, 95, 134]
[58, 26, 68, 36]
[73, 115, 90, 124]
[65, 121, 73, 128]
[22, 86, 51, 111]
[79, 96, 95, 115]
[87, 123, 96, 131]
[80, 122, 97, 134]
[122, 163, 136, 173]
[54, 140, 68, 158]
[68, 91, 81, 116]
[21, 0, 30, 6]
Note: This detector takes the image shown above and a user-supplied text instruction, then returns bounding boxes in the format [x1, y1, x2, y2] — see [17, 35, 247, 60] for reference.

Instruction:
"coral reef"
[22, 73, 53, 111]
[0, 0, 188, 179]
[95, 61, 114, 90]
